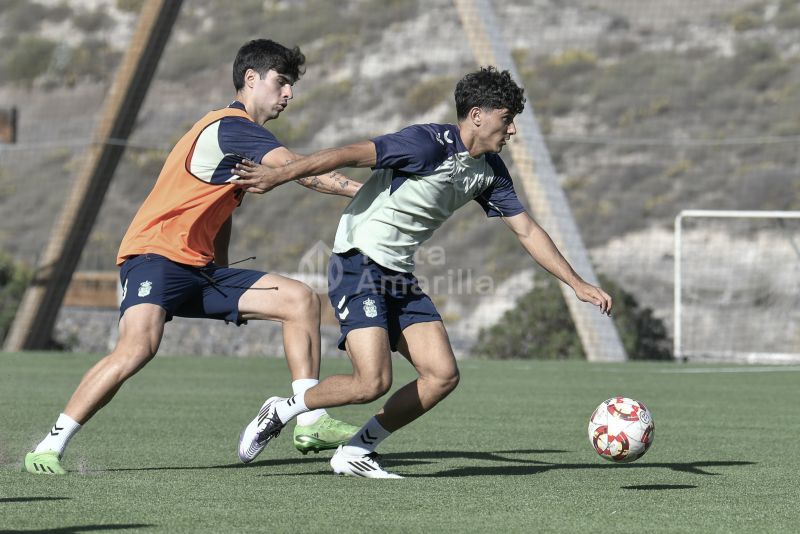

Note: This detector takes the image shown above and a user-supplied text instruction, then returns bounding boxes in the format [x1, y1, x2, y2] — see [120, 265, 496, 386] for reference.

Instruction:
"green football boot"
[293, 414, 359, 455]
[23, 451, 66, 475]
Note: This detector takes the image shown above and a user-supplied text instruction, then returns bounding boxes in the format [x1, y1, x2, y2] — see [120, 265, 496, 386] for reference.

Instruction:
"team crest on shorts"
[363, 298, 377, 318]
[138, 280, 153, 297]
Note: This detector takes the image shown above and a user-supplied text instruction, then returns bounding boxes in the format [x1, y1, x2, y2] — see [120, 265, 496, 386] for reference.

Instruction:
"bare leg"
[236, 296, 376, 463]
[303, 326, 394, 407]
[302, 322, 458, 423]
[375, 321, 460, 432]
[237, 274, 322, 380]
[64, 303, 165, 424]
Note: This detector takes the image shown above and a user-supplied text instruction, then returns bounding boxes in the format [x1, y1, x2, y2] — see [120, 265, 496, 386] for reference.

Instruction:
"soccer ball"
[588, 397, 654, 463]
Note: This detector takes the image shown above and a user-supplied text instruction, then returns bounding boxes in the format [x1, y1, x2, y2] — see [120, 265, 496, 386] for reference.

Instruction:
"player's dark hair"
[454, 66, 526, 120]
[233, 39, 306, 91]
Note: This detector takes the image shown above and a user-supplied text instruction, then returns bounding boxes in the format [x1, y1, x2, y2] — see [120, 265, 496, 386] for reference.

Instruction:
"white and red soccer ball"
[588, 397, 654, 463]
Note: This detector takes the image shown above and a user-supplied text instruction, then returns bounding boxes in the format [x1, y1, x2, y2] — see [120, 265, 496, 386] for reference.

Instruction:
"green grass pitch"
[2, 352, 799, 533]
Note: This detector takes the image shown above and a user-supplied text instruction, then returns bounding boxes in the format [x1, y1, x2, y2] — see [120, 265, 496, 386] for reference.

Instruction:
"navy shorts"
[327, 250, 442, 351]
[118, 254, 266, 324]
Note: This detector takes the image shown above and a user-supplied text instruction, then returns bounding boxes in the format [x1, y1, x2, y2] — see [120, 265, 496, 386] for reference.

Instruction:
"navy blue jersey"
[332, 123, 526, 272]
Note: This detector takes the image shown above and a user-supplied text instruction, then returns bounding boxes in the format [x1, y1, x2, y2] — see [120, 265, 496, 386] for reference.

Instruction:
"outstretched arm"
[295, 170, 359, 197]
[233, 141, 377, 194]
[502, 212, 613, 315]
[254, 146, 362, 197]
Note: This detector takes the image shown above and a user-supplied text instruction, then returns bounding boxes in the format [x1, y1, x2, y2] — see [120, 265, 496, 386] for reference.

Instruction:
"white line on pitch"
[657, 366, 800, 374]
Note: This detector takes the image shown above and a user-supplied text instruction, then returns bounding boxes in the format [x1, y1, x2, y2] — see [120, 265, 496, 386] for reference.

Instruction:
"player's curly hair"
[233, 39, 306, 91]
[454, 66, 526, 120]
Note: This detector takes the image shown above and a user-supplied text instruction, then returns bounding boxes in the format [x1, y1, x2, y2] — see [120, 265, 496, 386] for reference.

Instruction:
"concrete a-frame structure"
[453, 0, 627, 362]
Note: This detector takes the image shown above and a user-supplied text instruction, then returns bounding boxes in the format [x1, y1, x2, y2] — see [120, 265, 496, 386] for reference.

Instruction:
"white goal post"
[674, 209, 800, 363]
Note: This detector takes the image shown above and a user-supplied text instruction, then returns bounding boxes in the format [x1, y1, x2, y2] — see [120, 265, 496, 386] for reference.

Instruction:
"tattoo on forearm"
[297, 176, 322, 188]
[330, 171, 350, 189]
[297, 170, 350, 193]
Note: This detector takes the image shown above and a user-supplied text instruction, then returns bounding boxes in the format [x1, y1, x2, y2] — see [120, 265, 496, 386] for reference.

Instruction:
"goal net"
[674, 210, 800, 363]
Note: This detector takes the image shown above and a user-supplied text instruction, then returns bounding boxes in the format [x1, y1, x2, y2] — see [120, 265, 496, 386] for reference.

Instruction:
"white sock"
[292, 379, 327, 426]
[343, 416, 391, 456]
[275, 392, 309, 423]
[34, 413, 81, 457]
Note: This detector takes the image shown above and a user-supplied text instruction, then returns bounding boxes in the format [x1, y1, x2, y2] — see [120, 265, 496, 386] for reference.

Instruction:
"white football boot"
[238, 396, 285, 463]
[330, 445, 403, 479]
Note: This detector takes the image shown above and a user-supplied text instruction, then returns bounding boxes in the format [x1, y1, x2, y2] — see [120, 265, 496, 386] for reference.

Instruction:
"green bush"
[52, 40, 121, 84]
[775, 8, 800, 29]
[42, 2, 73, 22]
[471, 274, 672, 360]
[741, 60, 790, 91]
[728, 12, 764, 32]
[354, 0, 418, 31]
[545, 49, 597, 78]
[4, 36, 57, 84]
[304, 33, 355, 66]
[116, 0, 145, 13]
[734, 40, 777, 67]
[471, 275, 583, 360]
[404, 75, 458, 115]
[0, 0, 47, 33]
[73, 6, 113, 33]
[0, 253, 31, 344]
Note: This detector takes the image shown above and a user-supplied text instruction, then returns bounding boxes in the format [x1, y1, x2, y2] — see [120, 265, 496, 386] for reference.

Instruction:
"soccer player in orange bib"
[24, 39, 360, 475]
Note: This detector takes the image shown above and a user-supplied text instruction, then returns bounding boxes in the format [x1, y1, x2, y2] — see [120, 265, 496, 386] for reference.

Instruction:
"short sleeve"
[474, 154, 526, 218]
[218, 117, 283, 164]
[371, 124, 448, 175]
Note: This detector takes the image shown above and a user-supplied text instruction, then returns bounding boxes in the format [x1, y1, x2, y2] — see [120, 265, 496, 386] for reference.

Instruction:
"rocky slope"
[2, 0, 798, 355]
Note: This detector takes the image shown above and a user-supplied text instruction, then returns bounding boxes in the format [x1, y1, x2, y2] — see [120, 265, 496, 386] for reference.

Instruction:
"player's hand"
[574, 282, 613, 315]
[230, 159, 281, 194]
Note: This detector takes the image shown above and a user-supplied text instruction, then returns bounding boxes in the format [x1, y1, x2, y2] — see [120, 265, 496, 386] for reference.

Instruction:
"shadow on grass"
[94, 456, 329, 472]
[622, 484, 698, 490]
[79, 451, 755, 480]
[420, 460, 756, 478]
[92, 448, 567, 473]
[0, 524, 152, 534]
[390, 449, 566, 465]
[249, 449, 574, 477]
[0, 497, 70, 503]
[244, 454, 753, 478]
